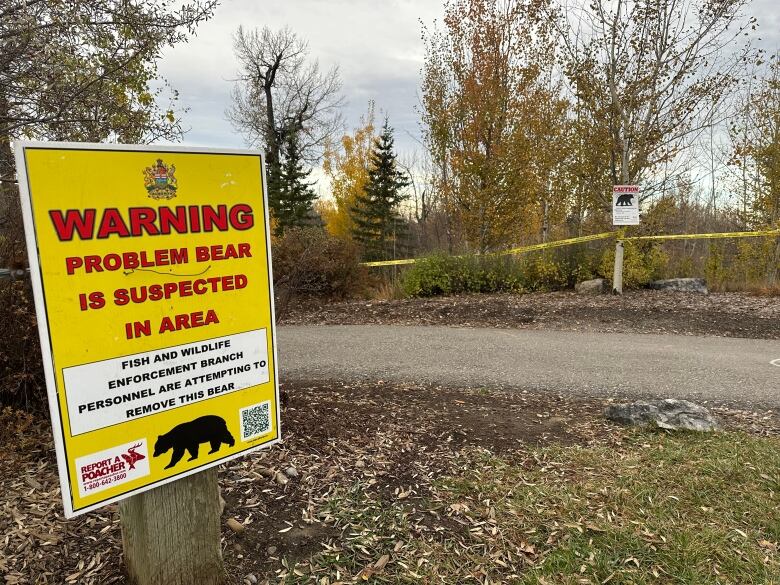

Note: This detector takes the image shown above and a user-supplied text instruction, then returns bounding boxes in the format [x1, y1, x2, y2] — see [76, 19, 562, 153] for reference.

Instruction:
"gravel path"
[279, 325, 780, 406]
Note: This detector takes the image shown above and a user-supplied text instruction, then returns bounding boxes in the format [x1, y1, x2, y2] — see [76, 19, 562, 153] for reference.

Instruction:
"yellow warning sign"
[15, 142, 280, 517]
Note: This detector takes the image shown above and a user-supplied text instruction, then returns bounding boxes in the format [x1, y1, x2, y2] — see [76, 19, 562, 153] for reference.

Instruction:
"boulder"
[605, 399, 719, 431]
[648, 278, 708, 294]
[575, 278, 609, 295]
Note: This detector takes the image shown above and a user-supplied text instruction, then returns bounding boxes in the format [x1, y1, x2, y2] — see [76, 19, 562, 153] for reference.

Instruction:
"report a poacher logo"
[75, 439, 151, 498]
[143, 158, 177, 200]
[122, 443, 146, 470]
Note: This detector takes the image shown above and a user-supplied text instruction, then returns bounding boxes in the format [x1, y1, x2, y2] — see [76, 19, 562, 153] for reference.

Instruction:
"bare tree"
[228, 26, 343, 169]
[397, 150, 452, 252]
[557, 0, 757, 198]
[398, 151, 433, 225]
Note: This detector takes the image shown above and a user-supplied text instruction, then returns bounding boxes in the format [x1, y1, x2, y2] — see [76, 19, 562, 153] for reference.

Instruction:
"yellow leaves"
[422, 0, 575, 251]
[355, 553, 391, 580]
[321, 102, 376, 240]
[518, 541, 536, 555]
[449, 502, 470, 514]
[268, 215, 280, 245]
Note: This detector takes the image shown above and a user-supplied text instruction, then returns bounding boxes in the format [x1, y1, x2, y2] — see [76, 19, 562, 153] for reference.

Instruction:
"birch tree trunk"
[119, 469, 225, 585]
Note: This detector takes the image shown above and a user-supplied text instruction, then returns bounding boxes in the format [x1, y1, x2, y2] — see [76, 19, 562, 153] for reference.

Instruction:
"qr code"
[240, 401, 271, 440]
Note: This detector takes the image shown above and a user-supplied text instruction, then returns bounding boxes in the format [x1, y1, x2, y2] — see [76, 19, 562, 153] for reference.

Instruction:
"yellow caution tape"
[494, 231, 616, 256]
[362, 258, 419, 267]
[624, 229, 780, 242]
[361, 228, 779, 267]
[362, 232, 615, 267]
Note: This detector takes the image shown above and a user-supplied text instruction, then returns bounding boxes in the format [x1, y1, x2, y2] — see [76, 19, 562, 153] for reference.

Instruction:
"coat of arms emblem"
[143, 159, 177, 199]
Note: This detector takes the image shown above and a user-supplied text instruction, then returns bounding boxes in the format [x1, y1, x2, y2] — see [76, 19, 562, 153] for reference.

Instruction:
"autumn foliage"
[320, 103, 377, 240]
[421, 0, 562, 252]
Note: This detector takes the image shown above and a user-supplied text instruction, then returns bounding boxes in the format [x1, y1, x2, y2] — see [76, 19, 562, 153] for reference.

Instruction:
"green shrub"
[401, 239, 678, 297]
[400, 245, 618, 298]
[731, 237, 777, 284]
[674, 254, 696, 279]
[571, 259, 596, 284]
[704, 241, 729, 289]
[598, 240, 668, 289]
[522, 253, 569, 292]
[401, 254, 526, 297]
[401, 254, 457, 296]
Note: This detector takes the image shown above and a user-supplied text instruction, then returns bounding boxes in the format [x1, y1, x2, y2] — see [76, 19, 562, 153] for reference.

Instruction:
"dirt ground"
[2, 381, 779, 584]
[281, 290, 780, 339]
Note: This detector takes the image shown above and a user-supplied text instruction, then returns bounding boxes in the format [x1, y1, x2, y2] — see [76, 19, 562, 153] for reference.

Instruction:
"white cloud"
[158, 0, 780, 163]
[158, 0, 443, 152]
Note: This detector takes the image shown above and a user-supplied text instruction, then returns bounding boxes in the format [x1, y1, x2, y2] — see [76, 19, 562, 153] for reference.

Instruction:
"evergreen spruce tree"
[351, 120, 410, 260]
[266, 159, 284, 226]
[270, 133, 318, 235]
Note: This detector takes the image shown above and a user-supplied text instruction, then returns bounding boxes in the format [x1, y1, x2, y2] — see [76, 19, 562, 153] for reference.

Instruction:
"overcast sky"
[158, 0, 444, 155]
[159, 0, 780, 158]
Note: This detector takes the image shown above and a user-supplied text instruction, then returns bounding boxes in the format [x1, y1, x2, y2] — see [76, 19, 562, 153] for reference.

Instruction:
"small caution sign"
[613, 185, 640, 225]
[15, 142, 280, 517]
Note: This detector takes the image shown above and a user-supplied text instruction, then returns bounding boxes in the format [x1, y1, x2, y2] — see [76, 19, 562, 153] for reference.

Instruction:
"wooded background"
[2, 0, 779, 411]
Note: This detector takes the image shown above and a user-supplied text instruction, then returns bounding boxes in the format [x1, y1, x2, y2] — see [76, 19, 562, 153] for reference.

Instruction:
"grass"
[288, 430, 780, 583]
[500, 431, 780, 584]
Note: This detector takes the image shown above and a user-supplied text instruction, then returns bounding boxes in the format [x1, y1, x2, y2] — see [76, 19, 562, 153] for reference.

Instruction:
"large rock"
[575, 278, 609, 295]
[605, 399, 719, 431]
[648, 278, 708, 294]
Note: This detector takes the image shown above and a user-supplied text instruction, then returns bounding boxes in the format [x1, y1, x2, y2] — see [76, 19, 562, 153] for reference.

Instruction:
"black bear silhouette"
[616, 193, 634, 206]
[153, 415, 235, 469]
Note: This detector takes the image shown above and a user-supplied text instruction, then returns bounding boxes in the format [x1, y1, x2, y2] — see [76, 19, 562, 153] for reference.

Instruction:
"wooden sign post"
[15, 142, 280, 582]
[120, 471, 224, 585]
